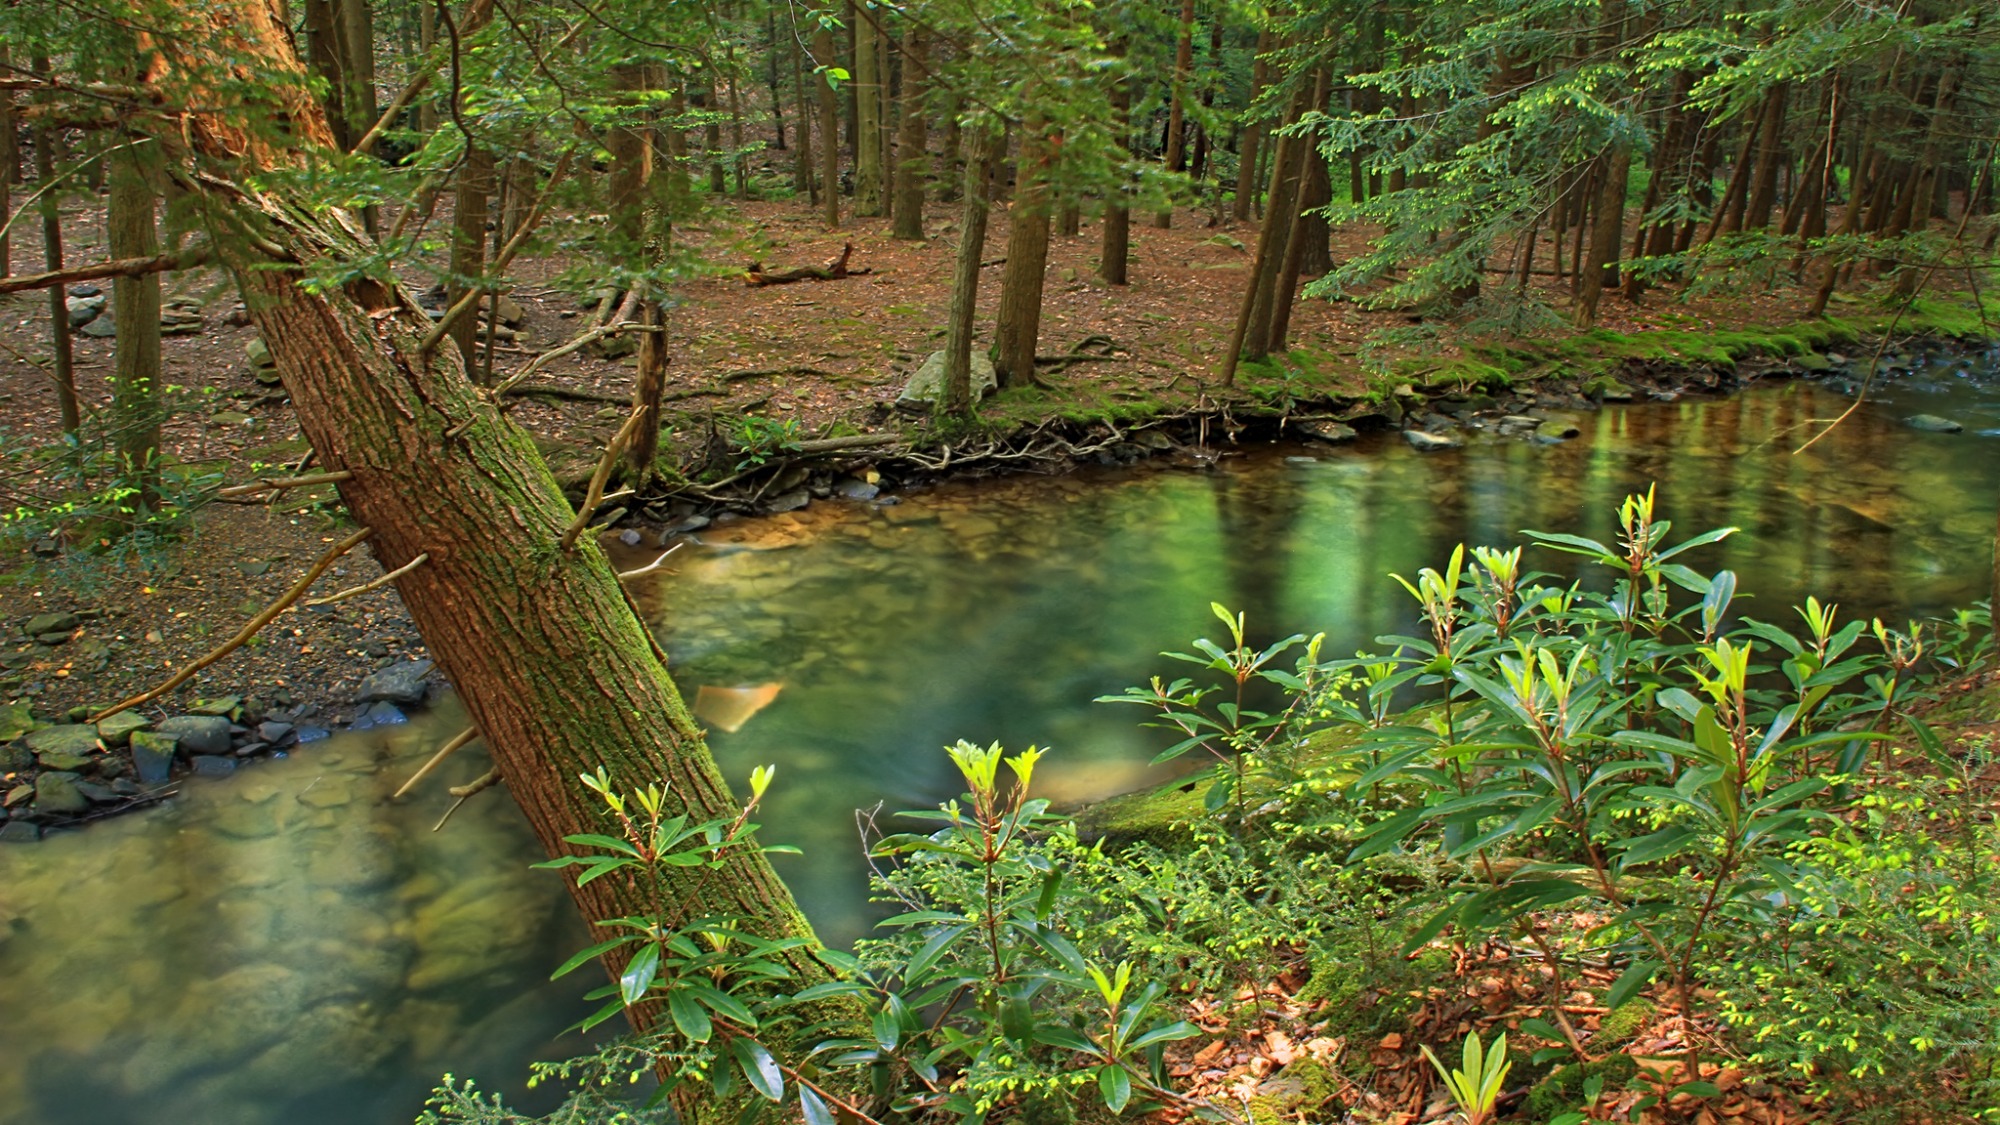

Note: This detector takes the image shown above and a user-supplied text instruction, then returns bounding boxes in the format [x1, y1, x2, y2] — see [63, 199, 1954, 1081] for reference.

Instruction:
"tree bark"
[1100, 38, 1131, 285]
[1155, 0, 1196, 228]
[0, 45, 14, 277]
[447, 142, 494, 371]
[1231, 30, 1272, 225]
[813, 19, 841, 227]
[1744, 85, 1789, 231]
[994, 123, 1052, 389]
[304, 0, 349, 147]
[942, 128, 999, 416]
[30, 61, 78, 442]
[891, 24, 928, 240]
[146, 0, 834, 1037]
[110, 138, 162, 513]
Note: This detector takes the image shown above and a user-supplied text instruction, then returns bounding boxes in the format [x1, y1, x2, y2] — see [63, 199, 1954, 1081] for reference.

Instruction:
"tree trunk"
[110, 138, 162, 512]
[1226, 81, 1312, 377]
[304, 0, 349, 148]
[1743, 85, 1789, 230]
[1100, 38, 1131, 285]
[942, 128, 999, 416]
[1231, 30, 1272, 225]
[994, 124, 1052, 389]
[891, 25, 927, 239]
[876, 16, 895, 219]
[0, 46, 14, 278]
[814, 20, 841, 227]
[338, 0, 377, 156]
[417, 0, 437, 136]
[151, 0, 835, 1038]
[30, 62, 79, 442]
[852, 23, 883, 216]
[1155, 0, 1195, 228]
[447, 143, 494, 371]
[792, 38, 814, 201]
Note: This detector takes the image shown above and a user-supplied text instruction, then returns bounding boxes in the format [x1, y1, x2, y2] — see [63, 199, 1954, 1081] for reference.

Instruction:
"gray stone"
[0, 820, 39, 843]
[129, 730, 179, 784]
[189, 694, 242, 717]
[0, 701, 40, 741]
[354, 659, 433, 705]
[65, 293, 106, 328]
[36, 631, 70, 646]
[660, 514, 710, 540]
[1402, 429, 1463, 452]
[155, 715, 233, 756]
[34, 771, 89, 813]
[765, 488, 810, 513]
[24, 612, 77, 635]
[75, 780, 120, 804]
[26, 724, 101, 761]
[1905, 414, 1963, 433]
[295, 725, 330, 743]
[588, 332, 638, 359]
[257, 721, 295, 744]
[95, 710, 150, 746]
[618, 528, 643, 547]
[834, 478, 880, 501]
[4, 783, 31, 807]
[1535, 418, 1583, 443]
[78, 317, 116, 338]
[351, 700, 407, 730]
[897, 349, 997, 408]
[190, 755, 237, 778]
[1298, 421, 1358, 445]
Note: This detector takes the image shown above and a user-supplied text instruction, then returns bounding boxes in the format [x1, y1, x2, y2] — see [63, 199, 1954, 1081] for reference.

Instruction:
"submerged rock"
[1297, 421, 1358, 445]
[354, 659, 433, 706]
[1905, 414, 1964, 433]
[129, 732, 178, 784]
[1403, 429, 1463, 452]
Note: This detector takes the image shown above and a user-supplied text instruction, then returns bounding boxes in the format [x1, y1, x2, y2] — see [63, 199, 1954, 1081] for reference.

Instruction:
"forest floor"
[0, 188, 1979, 826]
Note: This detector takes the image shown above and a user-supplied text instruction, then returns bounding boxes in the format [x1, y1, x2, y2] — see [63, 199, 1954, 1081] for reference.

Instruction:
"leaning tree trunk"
[1231, 29, 1272, 225]
[147, 0, 834, 1037]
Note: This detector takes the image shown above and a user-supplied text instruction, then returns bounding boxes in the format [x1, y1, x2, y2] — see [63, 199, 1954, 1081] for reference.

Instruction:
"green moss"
[1521, 1053, 1639, 1121]
[1242, 1057, 1346, 1121]
[1596, 999, 1653, 1046]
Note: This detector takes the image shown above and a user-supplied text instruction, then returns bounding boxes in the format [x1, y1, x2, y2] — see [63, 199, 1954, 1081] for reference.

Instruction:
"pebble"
[1403, 430, 1463, 452]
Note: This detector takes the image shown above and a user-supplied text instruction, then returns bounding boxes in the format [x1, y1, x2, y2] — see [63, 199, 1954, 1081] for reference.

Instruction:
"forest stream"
[4, 354, 2000, 1125]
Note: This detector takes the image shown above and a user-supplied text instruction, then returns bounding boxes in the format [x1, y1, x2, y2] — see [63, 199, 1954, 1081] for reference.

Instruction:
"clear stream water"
[4, 351, 1999, 1125]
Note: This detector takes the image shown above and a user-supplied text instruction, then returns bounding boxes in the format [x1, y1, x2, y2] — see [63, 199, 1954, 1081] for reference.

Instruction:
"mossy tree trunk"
[154, 0, 832, 1024]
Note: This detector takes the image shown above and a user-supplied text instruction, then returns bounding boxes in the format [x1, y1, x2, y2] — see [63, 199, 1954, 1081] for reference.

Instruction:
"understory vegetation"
[421, 490, 2000, 1125]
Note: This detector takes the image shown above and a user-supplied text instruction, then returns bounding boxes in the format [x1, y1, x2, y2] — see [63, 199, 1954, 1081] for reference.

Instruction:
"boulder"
[354, 659, 434, 705]
[26, 724, 102, 762]
[834, 477, 880, 501]
[1402, 429, 1463, 452]
[65, 293, 107, 328]
[129, 731, 179, 784]
[95, 710, 151, 746]
[34, 771, 89, 814]
[897, 349, 997, 409]
[78, 317, 116, 339]
[0, 701, 41, 741]
[24, 612, 77, 636]
[155, 715, 233, 756]
[1535, 418, 1582, 443]
[1905, 414, 1963, 433]
[1298, 421, 1358, 445]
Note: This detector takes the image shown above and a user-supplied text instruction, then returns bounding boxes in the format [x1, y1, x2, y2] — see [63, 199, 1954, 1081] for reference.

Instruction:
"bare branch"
[559, 408, 646, 550]
[304, 552, 428, 607]
[418, 149, 575, 361]
[215, 470, 352, 498]
[88, 527, 374, 722]
[616, 543, 680, 580]
[0, 248, 209, 295]
[394, 725, 480, 799]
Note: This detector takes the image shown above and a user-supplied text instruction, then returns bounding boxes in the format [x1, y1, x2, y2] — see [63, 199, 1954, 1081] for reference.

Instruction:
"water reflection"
[3, 356, 1997, 1125]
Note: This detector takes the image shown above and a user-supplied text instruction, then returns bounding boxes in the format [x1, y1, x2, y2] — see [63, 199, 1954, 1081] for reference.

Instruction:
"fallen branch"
[433, 768, 502, 830]
[794, 433, 902, 454]
[216, 470, 352, 498]
[395, 725, 480, 799]
[88, 527, 374, 722]
[744, 242, 872, 286]
[560, 408, 647, 550]
[304, 551, 428, 607]
[722, 365, 838, 381]
[617, 543, 681, 580]
[502, 382, 632, 404]
[0, 247, 211, 295]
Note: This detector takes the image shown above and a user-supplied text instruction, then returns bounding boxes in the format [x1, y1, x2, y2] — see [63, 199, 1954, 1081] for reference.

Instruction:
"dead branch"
[617, 543, 681, 579]
[394, 725, 481, 799]
[216, 470, 352, 498]
[502, 382, 633, 404]
[560, 408, 647, 550]
[88, 527, 374, 722]
[491, 320, 665, 399]
[304, 551, 428, 607]
[0, 248, 211, 295]
[350, 0, 497, 156]
[418, 149, 575, 360]
[433, 767, 502, 830]
[795, 433, 902, 454]
[743, 242, 872, 286]
[721, 365, 838, 381]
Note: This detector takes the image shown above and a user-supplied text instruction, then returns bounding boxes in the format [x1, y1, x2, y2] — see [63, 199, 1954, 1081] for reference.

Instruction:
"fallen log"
[744, 242, 873, 286]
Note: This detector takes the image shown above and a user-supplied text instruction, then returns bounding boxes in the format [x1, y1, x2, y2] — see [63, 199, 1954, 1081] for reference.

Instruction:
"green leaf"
[732, 1038, 785, 1101]
[1098, 1064, 1132, 1112]
[619, 943, 661, 1006]
[549, 935, 635, 980]
[669, 989, 713, 1043]
[798, 1087, 835, 1125]
[1605, 959, 1660, 1011]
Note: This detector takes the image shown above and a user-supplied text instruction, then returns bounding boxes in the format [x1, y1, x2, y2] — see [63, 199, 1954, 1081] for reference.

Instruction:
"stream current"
[4, 352, 1999, 1124]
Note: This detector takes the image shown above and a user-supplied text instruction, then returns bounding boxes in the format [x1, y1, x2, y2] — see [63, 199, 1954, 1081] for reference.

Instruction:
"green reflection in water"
[3, 359, 1996, 1125]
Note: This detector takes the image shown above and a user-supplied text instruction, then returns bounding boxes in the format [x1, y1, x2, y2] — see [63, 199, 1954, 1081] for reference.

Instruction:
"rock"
[588, 332, 638, 359]
[4, 784, 31, 807]
[1793, 352, 1834, 372]
[834, 477, 880, 501]
[1592, 381, 1637, 402]
[1904, 414, 1963, 433]
[659, 514, 710, 540]
[1203, 233, 1247, 250]
[295, 725, 331, 743]
[68, 282, 102, 298]
[24, 612, 78, 635]
[129, 731, 178, 783]
[1403, 429, 1463, 452]
[190, 755, 237, 778]
[257, 721, 295, 744]
[75, 780, 121, 804]
[159, 303, 204, 335]
[618, 528, 642, 547]
[155, 715, 233, 756]
[78, 317, 116, 338]
[0, 820, 39, 843]
[34, 771, 89, 813]
[587, 505, 627, 529]
[351, 700, 407, 730]
[1535, 418, 1582, 443]
[36, 631, 70, 646]
[0, 701, 41, 741]
[208, 410, 254, 426]
[95, 710, 150, 746]
[66, 293, 107, 327]
[897, 349, 997, 408]
[1298, 421, 1357, 445]
[247, 337, 275, 368]
[190, 694, 242, 717]
[765, 488, 810, 513]
[490, 295, 526, 326]
[26, 724, 102, 761]
[354, 659, 433, 705]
